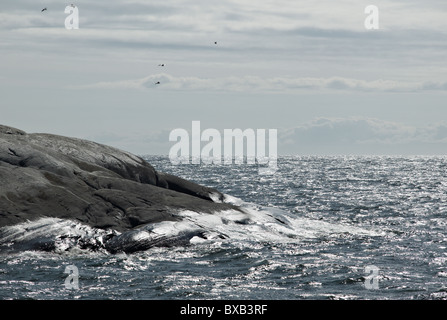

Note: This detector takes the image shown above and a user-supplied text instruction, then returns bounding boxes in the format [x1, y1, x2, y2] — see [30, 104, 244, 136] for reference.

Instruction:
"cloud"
[2, 0, 447, 153]
[87, 117, 447, 156]
[279, 117, 447, 155]
[3, 0, 447, 87]
[75, 73, 447, 93]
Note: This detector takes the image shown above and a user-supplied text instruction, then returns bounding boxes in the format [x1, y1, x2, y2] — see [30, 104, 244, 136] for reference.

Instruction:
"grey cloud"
[279, 118, 447, 155]
[76, 73, 447, 93]
[3, 0, 446, 73]
[94, 117, 447, 156]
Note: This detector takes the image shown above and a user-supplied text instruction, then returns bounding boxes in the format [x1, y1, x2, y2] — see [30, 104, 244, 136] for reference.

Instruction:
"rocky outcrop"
[0, 124, 239, 234]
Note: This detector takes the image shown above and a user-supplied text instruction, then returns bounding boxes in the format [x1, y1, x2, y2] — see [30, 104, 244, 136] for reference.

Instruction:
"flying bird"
[41, 7, 47, 12]
[158, 64, 165, 67]
[155, 81, 161, 85]
[214, 41, 217, 45]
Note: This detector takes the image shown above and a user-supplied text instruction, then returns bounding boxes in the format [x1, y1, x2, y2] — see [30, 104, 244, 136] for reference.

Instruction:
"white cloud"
[2, 0, 447, 155]
[75, 73, 447, 93]
[3, 0, 447, 85]
[279, 117, 447, 155]
[86, 117, 447, 156]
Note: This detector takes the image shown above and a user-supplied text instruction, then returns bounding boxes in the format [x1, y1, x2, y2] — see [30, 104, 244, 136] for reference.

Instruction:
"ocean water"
[1, 156, 447, 300]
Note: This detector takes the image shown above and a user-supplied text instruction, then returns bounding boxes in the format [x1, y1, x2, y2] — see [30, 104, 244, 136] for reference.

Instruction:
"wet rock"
[0, 124, 240, 233]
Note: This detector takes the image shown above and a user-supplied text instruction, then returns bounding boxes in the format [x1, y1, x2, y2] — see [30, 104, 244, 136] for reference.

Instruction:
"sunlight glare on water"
[1, 156, 447, 300]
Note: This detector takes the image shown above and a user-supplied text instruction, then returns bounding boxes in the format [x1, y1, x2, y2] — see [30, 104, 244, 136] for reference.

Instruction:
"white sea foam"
[162, 194, 384, 245]
[0, 217, 113, 253]
[0, 218, 95, 243]
[0, 195, 383, 253]
[209, 191, 224, 203]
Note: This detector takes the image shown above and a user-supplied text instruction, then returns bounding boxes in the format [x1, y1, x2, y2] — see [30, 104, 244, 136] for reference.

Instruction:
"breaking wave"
[0, 194, 381, 254]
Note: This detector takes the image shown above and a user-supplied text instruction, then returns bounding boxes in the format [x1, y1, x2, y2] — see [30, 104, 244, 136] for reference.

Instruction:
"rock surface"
[0, 124, 239, 233]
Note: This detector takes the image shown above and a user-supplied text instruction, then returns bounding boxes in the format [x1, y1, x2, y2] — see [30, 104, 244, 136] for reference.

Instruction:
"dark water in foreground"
[1, 156, 447, 300]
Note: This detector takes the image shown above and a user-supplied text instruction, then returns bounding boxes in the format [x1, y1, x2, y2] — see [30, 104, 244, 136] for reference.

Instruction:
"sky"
[1, 0, 447, 156]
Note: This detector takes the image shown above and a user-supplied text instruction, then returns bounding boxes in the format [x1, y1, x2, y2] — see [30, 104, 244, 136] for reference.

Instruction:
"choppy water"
[1, 156, 447, 300]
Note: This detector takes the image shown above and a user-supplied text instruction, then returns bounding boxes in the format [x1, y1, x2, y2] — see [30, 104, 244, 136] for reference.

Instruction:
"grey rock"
[0, 124, 240, 235]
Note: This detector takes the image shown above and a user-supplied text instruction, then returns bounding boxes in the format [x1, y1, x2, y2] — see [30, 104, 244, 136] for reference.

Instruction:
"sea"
[1, 155, 447, 301]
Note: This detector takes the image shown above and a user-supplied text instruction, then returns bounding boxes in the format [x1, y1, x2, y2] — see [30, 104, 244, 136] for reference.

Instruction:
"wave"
[0, 194, 382, 254]
[0, 217, 115, 253]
